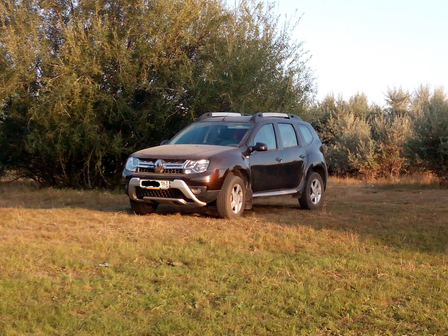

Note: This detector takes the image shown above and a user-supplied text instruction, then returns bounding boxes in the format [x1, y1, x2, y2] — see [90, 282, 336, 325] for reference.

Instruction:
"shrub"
[406, 88, 448, 178]
[371, 115, 413, 177]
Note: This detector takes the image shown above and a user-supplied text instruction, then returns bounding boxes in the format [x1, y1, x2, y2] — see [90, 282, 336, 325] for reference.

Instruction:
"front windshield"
[170, 122, 252, 146]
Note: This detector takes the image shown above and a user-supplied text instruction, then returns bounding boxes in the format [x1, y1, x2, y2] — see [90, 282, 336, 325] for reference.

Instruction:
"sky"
[273, 0, 448, 105]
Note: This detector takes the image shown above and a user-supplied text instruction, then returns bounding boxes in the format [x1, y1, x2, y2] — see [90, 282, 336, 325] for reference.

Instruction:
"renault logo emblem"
[154, 159, 164, 173]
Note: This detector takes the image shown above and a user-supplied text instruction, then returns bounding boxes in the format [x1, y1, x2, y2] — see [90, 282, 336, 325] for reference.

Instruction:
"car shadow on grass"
[0, 180, 222, 217]
[133, 204, 220, 218]
[250, 188, 448, 255]
[2, 180, 448, 254]
[0, 180, 300, 217]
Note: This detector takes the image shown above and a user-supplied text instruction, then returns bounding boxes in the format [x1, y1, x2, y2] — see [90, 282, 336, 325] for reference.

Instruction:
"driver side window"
[253, 124, 277, 150]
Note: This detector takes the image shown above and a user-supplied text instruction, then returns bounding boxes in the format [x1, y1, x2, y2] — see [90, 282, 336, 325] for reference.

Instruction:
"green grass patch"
[0, 181, 447, 335]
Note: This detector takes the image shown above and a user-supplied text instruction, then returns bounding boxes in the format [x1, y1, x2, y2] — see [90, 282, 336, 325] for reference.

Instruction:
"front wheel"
[217, 175, 245, 219]
[130, 200, 158, 215]
[299, 172, 324, 210]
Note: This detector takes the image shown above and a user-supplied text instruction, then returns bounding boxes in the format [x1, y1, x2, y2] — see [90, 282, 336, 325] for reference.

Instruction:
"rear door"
[277, 122, 307, 189]
[249, 123, 283, 192]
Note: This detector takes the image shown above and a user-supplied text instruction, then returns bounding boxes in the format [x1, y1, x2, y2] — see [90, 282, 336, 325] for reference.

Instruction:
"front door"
[249, 123, 283, 192]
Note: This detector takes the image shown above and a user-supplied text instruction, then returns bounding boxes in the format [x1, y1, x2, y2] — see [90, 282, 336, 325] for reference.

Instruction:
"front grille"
[140, 159, 184, 164]
[136, 187, 186, 200]
[136, 159, 185, 174]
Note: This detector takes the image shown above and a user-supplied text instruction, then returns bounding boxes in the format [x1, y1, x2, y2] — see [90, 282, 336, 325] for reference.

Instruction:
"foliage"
[0, 0, 314, 187]
[305, 88, 446, 180]
[384, 87, 411, 117]
[305, 94, 378, 178]
[371, 114, 413, 177]
[1, 0, 447, 185]
[406, 88, 448, 178]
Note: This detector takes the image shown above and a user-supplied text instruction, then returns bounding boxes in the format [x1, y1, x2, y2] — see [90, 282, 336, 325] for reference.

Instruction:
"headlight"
[184, 159, 210, 174]
[125, 157, 139, 172]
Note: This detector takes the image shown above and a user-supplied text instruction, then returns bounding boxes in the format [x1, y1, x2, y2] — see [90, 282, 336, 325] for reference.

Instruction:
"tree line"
[0, 0, 446, 188]
[0, 0, 313, 188]
[304, 86, 448, 180]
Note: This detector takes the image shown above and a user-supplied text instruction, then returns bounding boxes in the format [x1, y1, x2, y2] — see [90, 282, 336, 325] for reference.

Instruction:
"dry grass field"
[0, 178, 447, 335]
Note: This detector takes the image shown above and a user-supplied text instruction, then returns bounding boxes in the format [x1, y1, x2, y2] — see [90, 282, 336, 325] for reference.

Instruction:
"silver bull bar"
[128, 177, 207, 207]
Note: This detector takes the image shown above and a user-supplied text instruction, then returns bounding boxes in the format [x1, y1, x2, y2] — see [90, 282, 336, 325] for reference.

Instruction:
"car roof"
[198, 116, 253, 123]
[197, 112, 303, 124]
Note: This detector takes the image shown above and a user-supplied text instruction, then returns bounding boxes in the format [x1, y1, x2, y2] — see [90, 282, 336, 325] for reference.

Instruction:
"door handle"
[299, 154, 306, 159]
[275, 157, 282, 163]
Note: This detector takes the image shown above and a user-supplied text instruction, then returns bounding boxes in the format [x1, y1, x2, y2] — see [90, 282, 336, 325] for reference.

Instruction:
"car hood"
[132, 144, 237, 160]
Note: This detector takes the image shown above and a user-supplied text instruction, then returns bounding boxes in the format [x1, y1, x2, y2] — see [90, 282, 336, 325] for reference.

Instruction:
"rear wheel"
[130, 200, 158, 215]
[299, 172, 324, 210]
[217, 175, 245, 219]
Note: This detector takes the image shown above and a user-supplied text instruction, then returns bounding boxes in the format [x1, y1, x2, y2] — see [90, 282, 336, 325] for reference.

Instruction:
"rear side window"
[278, 123, 298, 148]
[253, 123, 277, 150]
[298, 125, 313, 145]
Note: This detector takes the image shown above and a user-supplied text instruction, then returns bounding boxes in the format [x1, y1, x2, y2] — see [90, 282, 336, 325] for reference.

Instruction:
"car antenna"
[222, 112, 231, 121]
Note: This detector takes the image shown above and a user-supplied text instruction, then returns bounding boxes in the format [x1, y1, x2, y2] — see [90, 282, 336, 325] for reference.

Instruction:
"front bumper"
[128, 177, 208, 206]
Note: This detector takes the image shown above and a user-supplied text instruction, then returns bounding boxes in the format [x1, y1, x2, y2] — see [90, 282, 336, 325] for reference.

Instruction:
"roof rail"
[249, 112, 303, 122]
[197, 112, 251, 121]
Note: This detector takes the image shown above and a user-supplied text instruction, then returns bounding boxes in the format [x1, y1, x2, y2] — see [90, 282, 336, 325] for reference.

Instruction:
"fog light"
[191, 188, 201, 195]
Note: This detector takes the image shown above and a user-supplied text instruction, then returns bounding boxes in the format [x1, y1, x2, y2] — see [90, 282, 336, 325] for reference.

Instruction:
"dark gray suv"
[122, 112, 328, 218]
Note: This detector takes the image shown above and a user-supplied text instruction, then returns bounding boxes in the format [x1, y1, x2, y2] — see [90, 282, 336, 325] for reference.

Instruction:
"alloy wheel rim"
[310, 179, 322, 205]
[230, 184, 243, 214]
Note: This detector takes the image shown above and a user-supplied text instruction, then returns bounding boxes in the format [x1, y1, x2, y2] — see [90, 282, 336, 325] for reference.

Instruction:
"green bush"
[306, 94, 378, 178]
[305, 90, 428, 179]
[406, 89, 448, 178]
[370, 114, 413, 177]
[325, 111, 377, 177]
[0, 0, 314, 188]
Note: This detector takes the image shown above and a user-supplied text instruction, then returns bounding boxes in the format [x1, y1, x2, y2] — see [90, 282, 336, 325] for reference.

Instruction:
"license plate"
[140, 180, 170, 190]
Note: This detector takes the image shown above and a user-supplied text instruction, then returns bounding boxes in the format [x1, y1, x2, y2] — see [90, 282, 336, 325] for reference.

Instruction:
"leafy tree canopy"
[0, 0, 314, 187]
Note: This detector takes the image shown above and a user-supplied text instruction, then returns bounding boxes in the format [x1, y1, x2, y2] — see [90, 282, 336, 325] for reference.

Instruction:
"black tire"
[217, 175, 245, 219]
[130, 200, 158, 215]
[299, 172, 324, 210]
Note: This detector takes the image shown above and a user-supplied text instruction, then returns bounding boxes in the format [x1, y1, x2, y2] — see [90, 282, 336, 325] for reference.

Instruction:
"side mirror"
[246, 142, 267, 155]
[160, 140, 169, 145]
[253, 142, 268, 152]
